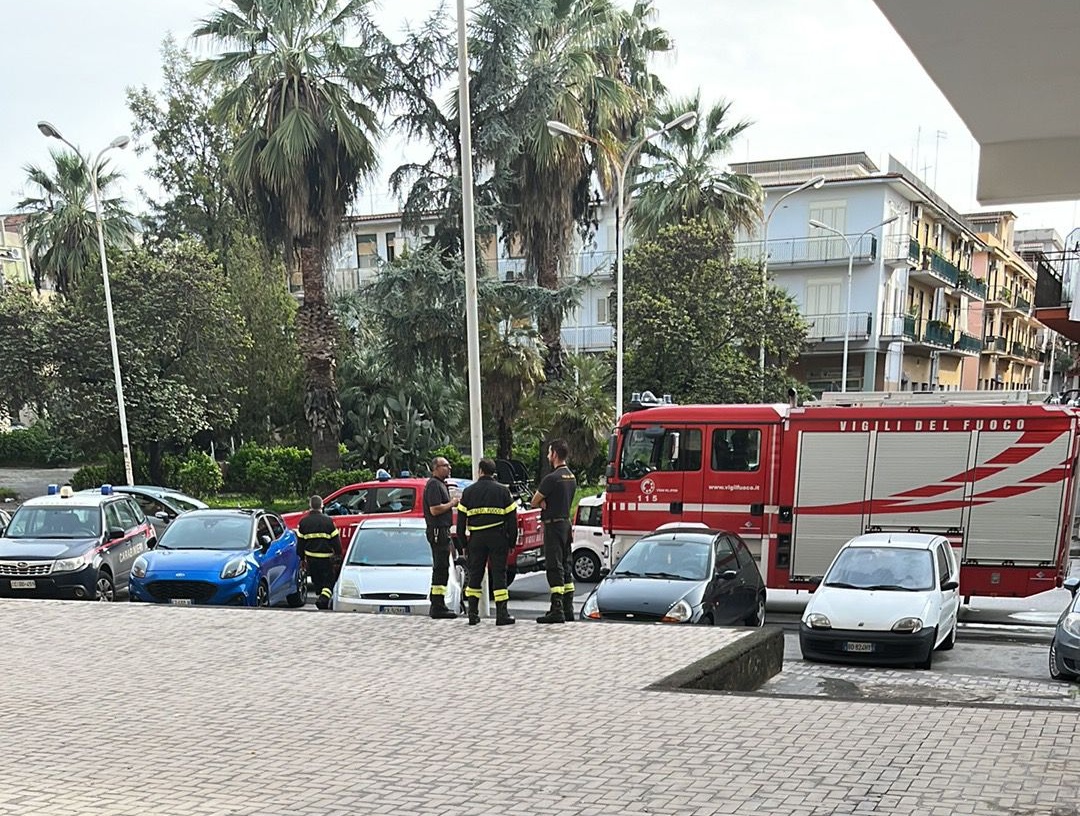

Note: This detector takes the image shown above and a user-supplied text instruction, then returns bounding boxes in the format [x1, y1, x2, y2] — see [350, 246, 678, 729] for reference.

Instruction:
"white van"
[571, 493, 609, 583]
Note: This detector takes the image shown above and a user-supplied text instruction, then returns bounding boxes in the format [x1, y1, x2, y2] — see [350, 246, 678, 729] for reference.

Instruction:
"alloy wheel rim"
[756, 597, 766, 626]
[97, 577, 114, 601]
[257, 583, 269, 607]
[576, 555, 596, 580]
[1050, 640, 1059, 675]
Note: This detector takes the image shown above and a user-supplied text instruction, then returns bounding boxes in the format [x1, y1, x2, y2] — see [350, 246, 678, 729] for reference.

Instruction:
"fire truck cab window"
[711, 429, 761, 472]
[619, 428, 702, 478]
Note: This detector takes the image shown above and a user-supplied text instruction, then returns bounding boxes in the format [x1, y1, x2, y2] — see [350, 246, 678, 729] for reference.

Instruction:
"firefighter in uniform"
[423, 456, 459, 619]
[297, 495, 340, 610]
[456, 458, 518, 626]
[532, 438, 578, 623]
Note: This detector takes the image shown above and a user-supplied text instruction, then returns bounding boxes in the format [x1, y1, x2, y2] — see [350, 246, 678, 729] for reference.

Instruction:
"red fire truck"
[604, 394, 1079, 598]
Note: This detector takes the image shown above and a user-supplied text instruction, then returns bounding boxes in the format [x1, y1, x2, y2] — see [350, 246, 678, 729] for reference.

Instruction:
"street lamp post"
[547, 112, 697, 420]
[38, 121, 134, 485]
[808, 215, 899, 393]
[719, 176, 826, 401]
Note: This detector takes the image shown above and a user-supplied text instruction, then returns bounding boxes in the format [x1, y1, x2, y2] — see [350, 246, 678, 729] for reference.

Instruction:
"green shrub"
[308, 468, 374, 498]
[246, 459, 290, 506]
[226, 443, 312, 495]
[70, 464, 111, 492]
[0, 423, 76, 467]
[430, 445, 471, 477]
[0, 487, 18, 502]
[176, 452, 223, 499]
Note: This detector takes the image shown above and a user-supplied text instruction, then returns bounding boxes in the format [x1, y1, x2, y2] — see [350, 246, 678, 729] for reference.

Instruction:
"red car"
[282, 472, 543, 584]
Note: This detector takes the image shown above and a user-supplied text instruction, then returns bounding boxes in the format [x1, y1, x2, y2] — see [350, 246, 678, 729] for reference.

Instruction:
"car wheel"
[744, 592, 767, 627]
[572, 550, 602, 583]
[255, 580, 270, 608]
[939, 617, 957, 651]
[1049, 638, 1075, 681]
[286, 566, 307, 608]
[697, 612, 714, 626]
[917, 631, 936, 669]
[96, 570, 115, 602]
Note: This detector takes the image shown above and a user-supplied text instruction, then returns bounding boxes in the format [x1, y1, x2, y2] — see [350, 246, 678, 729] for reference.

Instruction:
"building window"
[356, 234, 378, 268]
[596, 296, 609, 325]
[386, 232, 397, 264]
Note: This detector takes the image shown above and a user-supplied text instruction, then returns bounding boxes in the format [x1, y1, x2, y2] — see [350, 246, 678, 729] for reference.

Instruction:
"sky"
[2, 0, 1077, 238]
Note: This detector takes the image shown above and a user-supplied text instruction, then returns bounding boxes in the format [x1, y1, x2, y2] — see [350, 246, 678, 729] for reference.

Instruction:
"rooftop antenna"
[932, 129, 948, 189]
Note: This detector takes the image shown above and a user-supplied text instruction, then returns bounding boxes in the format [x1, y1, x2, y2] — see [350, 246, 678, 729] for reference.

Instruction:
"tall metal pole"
[456, 0, 488, 616]
[758, 221, 771, 401]
[841, 242, 856, 393]
[614, 160, 627, 421]
[90, 167, 134, 486]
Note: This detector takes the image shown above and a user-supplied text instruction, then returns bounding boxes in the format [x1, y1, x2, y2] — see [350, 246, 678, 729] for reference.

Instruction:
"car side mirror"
[598, 567, 610, 579]
[717, 569, 738, 581]
[1064, 575, 1080, 596]
[146, 539, 157, 550]
[258, 534, 272, 551]
[107, 528, 125, 541]
[941, 580, 959, 592]
[154, 511, 172, 522]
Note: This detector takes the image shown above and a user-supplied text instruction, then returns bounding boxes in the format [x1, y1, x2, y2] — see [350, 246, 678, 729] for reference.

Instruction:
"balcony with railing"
[986, 285, 1012, 306]
[884, 235, 922, 266]
[1011, 341, 1027, 358]
[733, 234, 876, 267]
[1014, 293, 1031, 313]
[983, 335, 1007, 354]
[804, 312, 872, 341]
[561, 324, 614, 352]
[922, 320, 955, 348]
[957, 272, 987, 300]
[953, 332, 984, 355]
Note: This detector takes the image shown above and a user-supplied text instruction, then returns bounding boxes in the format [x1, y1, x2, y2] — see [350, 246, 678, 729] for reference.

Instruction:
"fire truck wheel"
[744, 593, 766, 627]
[917, 634, 936, 670]
[572, 550, 602, 583]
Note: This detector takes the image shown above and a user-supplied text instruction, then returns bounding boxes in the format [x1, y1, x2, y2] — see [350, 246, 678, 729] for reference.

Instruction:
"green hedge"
[176, 452, 223, 499]
[225, 444, 311, 496]
[308, 468, 375, 498]
[0, 423, 76, 467]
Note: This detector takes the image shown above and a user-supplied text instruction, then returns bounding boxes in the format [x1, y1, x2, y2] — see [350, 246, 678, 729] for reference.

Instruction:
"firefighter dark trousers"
[307, 556, 336, 609]
[464, 528, 511, 604]
[426, 525, 453, 600]
[543, 519, 574, 596]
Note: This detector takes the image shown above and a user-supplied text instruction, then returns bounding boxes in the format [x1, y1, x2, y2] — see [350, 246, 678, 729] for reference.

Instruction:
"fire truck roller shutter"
[868, 432, 972, 531]
[791, 431, 870, 579]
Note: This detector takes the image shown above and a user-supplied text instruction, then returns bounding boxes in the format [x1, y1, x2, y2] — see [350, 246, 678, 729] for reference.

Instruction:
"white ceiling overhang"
[874, 0, 1080, 205]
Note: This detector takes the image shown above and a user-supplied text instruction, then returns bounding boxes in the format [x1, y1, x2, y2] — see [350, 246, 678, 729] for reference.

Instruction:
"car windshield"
[346, 527, 431, 567]
[824, 546, 934, 591]
[612, 535, 710, 581]
[4, 506, 101, 539]
[164, 494, 205, 512]
[157, 515, 253, 551]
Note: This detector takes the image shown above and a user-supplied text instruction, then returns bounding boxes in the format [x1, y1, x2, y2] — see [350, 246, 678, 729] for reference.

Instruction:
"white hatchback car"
[333, 516, 463, 616]
[571, 493, 608, 583]
[799, 533, 960, 669]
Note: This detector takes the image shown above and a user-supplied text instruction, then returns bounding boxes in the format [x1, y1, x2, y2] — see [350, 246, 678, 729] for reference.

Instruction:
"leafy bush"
[226, 443, 311, 495]
[0, 487, 18, 502]
[308, 468, 374, 498]
[0, 423, 76, 467]
[176, 452, 223, 499]
[430, 444, 471, 477]
[70, 464, 112, 492]
[246, 459, 290, 506]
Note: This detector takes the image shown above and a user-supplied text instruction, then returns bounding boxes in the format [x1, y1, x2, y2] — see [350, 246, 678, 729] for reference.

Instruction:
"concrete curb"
[648, 626, 784, 693]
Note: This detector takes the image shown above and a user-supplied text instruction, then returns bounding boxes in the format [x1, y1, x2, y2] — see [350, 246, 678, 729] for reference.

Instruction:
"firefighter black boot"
[495, 600, 516, 626]
[467, 596, 481, 626]
[561, 592, 575, 622]
[429, 594, 457, 620]
[536, 593, 565, 624]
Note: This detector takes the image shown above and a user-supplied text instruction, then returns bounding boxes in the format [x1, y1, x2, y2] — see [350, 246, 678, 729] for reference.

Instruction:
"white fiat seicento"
[799, 533, 960, 669]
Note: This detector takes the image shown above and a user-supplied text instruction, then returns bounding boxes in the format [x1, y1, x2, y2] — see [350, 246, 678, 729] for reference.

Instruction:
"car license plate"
[170, 598, 194, 607]
[10, 580, 35, 590]
[844, 641, 874, 653]
[378, 605, 410, 615]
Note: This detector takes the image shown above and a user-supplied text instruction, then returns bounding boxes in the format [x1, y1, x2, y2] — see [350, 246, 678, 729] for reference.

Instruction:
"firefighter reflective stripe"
[319, 588, 332, 597]
[304, 551, 335, 558]
[430, 585, 447, 595]
[562, 583, 575, 594]
[550, 585, 565, 594]
[465, 586, 483, 598]
[468, 521, 503, 531]
[493, 588, 509, 602]
[460, 504, 517, 516]
[297, 531, 338, 539]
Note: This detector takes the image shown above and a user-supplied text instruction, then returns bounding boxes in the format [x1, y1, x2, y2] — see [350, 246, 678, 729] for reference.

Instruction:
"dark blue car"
[129, 509, 305, 607]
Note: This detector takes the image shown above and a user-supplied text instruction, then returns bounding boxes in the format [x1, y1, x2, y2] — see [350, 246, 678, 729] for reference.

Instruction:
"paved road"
[1, 598, 1076, 816]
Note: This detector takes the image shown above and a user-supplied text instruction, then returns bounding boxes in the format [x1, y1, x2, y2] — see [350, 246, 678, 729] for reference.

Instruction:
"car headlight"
[806, 612, 832, 629]
[337, 581, 360, 599]
[582, 593, 600, 620]
[131, 556, 149, 579]
[1062, 612, 1080, 638]
[892, 616, 924, 633]
[220, 556, 248, 579]
[52, 552, 93, 573]
[661, 599, 693, 623]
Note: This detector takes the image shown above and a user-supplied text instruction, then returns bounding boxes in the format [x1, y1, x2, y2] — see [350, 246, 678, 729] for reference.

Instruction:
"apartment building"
[0, 214, 35, 289]
[321, 208, 616, 354]
[731, 152, 987, 394]
[961, 212, 1044, 390]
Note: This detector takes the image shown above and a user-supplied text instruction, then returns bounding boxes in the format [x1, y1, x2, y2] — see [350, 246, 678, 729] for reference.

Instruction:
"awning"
[1034, 307, 1080, 344]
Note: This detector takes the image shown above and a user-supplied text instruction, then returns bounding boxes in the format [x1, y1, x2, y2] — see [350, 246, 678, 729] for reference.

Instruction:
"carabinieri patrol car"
[0, 485, 155, 601]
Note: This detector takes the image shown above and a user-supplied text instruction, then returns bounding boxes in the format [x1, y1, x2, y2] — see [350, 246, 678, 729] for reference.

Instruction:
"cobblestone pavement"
[1, 600, 1077, 816]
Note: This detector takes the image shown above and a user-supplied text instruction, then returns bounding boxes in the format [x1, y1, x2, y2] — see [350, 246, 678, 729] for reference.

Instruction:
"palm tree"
[631, 94, 761, 240]
[191, 0, 386, 472]
[546, 353, 614, 467]
[17, 149, 135, 296]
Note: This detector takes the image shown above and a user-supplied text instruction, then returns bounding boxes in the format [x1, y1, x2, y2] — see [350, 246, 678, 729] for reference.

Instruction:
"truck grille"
[0, 561, 53, 576]
[145, 580, 217, 602]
